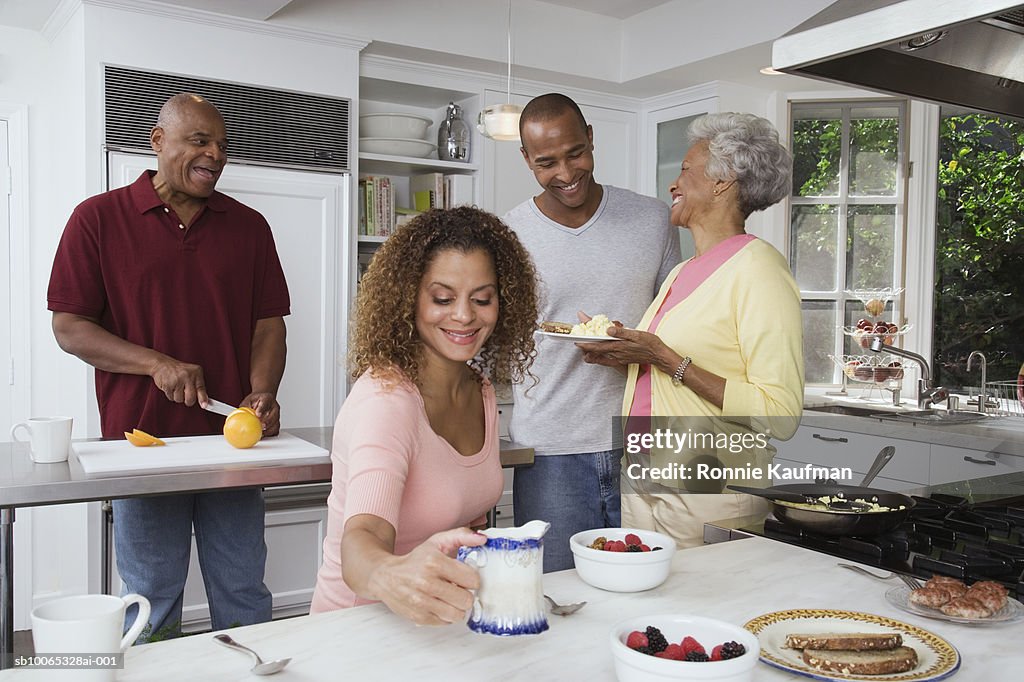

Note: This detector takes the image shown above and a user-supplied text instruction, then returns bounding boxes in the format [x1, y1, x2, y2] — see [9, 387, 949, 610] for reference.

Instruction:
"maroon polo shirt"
[47, 170, 290, 439]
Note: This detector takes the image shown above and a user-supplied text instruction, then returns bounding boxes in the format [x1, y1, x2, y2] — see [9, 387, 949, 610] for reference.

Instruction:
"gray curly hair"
[688, 113, 792, 218]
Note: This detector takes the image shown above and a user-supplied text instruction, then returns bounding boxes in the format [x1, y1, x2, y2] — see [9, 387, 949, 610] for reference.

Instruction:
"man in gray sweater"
[504, 93, 680, 571]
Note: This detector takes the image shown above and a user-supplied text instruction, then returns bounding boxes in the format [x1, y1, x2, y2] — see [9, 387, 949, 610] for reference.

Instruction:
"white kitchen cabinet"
[772, 423, 930, 486]
[929, 443, 1024, 485]
[179, 503, 328, 630]
[770, 458, 918, 492]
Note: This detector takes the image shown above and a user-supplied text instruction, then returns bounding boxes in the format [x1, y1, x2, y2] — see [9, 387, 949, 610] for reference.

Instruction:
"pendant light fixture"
[477, 0, 522, 141]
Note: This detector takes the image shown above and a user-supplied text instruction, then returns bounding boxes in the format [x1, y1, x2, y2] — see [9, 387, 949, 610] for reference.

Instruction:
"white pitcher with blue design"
[457, 520, 550, 636]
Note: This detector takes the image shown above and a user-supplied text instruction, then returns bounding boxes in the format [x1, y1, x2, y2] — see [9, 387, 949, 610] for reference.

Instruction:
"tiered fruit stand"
[828, 288, 910, 402]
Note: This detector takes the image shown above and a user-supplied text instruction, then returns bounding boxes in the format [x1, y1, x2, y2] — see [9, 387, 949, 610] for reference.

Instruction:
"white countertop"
[3, 537, 1018, 681]
[802, 389, 1024, 457]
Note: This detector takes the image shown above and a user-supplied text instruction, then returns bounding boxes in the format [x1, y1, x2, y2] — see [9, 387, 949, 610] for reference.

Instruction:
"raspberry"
[626, 631, 648, 649]
[681, 636, 705, 655]
[644, 626, 668, 653]
[661, 643, 685, 660]
[624, 533, 642, 545]
[685, 651, 710, 662]
[640, 544, 651, 552]
[719, 641, 746, 660]
[606, 540, 626, 552]
[710, 644, 723, 661]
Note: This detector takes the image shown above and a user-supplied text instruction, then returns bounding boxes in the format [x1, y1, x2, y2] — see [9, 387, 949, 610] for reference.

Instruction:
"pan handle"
[812, 433, 848, 443]
[860, 446, 896, 487]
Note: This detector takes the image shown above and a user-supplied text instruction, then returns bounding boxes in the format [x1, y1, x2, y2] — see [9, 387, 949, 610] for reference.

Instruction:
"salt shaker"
[437, 102, 471, 162]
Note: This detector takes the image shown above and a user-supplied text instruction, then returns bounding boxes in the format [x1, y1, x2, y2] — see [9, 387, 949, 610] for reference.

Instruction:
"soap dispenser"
[437, 102, 471, 162]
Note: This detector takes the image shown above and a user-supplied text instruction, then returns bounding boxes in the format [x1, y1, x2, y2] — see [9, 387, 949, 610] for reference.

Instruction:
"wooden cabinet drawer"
[929, 444, 1024, 485]
[774, 425, 929, 484]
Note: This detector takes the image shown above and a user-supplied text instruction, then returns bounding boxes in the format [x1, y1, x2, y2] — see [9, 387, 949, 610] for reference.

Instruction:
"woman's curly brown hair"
[350, 206, 539, 387]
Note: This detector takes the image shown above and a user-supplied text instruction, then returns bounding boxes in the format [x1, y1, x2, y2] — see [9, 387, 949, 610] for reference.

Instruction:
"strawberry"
[681, 636, 705, 655]
[711, 644, 724, 661]
[626, 631, 649, 649]
[661, 643, 685, 660]
[606, 540, 626, 552]
[624, 533, 642, 546]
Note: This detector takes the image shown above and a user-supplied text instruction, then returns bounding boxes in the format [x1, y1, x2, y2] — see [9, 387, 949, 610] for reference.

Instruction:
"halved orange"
[224, 410, 262, 449]
[124, 429, 166, 447]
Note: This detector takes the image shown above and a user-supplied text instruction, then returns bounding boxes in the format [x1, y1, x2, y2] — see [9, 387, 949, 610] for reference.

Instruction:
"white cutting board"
[73, 432, 329, 477]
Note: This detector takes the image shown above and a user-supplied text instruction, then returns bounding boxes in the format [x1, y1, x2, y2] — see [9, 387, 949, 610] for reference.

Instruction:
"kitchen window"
[788, 101, 908, 384]
[932, 108, 1024, 389]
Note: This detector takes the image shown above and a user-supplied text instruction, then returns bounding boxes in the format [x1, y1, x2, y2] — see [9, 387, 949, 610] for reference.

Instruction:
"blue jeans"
[513, 449, 622, 573]
[113, 489, 272, 641]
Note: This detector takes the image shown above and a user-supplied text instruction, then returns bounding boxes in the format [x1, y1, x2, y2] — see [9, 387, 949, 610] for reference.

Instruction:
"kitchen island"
[0, 428, 534, 668]
[0, 535, 1015, 680]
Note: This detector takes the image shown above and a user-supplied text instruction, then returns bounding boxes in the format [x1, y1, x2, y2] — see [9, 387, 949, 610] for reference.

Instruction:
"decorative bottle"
[437, 102, 471, 162]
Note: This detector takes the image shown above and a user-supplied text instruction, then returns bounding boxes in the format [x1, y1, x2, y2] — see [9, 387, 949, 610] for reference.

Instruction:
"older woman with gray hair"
[577, 112, 804, 547]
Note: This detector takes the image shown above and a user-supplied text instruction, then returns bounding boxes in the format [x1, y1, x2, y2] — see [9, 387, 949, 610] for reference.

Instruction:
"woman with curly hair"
[310, 206, 539, 624]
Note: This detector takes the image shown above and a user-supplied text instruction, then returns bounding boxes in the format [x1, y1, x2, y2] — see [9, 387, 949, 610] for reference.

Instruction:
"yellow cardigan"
[621, 238, 804, 486]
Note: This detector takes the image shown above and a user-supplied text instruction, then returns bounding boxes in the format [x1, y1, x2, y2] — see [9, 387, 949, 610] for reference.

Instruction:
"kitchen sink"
[875, 409, 989, 425]
[804, 404, 890, 418]
[805, 404, 990, 425]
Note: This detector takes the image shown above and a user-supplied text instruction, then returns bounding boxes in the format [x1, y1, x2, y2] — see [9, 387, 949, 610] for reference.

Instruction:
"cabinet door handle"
[812, 433, 848, 443]
[963, 456, 996, 466]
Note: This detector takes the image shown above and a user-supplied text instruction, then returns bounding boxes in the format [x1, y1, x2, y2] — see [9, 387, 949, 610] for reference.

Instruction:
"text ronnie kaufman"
[625, 463, 854, 482]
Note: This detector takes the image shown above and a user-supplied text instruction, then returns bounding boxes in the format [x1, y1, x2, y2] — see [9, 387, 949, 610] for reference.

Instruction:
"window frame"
[787, 98, 911, 386]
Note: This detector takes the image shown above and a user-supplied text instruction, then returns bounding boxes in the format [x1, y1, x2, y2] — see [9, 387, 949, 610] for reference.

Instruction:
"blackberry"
[626, 544, 643, 552]
[644, 626, 669, 653]
[652, 546, 663, 551]
[634, 646, 655, 656]
[720, 641, 746, 660]
[685, 651, 710, 662]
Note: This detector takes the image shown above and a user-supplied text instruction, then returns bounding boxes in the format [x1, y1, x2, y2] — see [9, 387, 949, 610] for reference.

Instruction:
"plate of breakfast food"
[745, 609, 960, 681]
[536, 315, 621, 342]
[886, 575, 1022, 624]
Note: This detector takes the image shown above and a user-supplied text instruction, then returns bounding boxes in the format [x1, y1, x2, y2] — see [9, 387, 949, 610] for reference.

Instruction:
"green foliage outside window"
[933, 112, 1024, 387]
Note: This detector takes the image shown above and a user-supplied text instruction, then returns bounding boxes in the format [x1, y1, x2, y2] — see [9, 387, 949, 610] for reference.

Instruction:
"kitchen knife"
[202, 398, 238, 417]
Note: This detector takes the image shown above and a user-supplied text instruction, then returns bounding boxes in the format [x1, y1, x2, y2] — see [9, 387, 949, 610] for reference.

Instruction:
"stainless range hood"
[772, 0, 1024, 120]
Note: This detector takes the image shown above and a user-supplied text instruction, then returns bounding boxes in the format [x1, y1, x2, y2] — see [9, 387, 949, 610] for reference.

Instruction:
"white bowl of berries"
[569, 528, 676, 592]
[610, 614, 759, 682]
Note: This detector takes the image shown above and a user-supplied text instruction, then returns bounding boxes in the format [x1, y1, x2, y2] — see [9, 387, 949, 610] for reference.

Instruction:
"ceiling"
[0, 0, 836, 97]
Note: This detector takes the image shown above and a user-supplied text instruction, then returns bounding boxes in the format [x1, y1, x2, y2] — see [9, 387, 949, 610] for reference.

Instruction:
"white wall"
[2, 1, 364, 628]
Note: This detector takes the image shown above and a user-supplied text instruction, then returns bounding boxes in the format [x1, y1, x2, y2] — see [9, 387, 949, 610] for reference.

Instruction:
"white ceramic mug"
[31, 593, 150, 682]
[10, 416, 73, 463]
[457, 520, 550, 636]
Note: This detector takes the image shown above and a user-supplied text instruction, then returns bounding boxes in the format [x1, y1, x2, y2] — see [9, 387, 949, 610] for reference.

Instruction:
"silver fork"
[898, 573, 923, 590]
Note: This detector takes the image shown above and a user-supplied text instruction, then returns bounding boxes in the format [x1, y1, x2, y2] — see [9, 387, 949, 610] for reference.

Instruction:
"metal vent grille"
[103, 65, 349, 172]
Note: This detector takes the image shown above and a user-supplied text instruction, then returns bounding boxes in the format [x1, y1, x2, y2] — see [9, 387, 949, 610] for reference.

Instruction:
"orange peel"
[124, 429, 166, 447]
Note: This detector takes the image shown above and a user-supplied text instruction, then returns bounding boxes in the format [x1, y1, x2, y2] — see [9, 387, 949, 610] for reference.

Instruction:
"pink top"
[629, 234, 757, 417]
[310, 370, 503, 613]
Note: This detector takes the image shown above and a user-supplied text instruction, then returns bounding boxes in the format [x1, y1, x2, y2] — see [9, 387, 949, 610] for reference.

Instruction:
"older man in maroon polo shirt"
[47, 93, 289, 641]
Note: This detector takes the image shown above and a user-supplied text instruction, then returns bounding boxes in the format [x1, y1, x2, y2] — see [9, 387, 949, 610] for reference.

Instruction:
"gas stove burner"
[752, 492, 1024, 599]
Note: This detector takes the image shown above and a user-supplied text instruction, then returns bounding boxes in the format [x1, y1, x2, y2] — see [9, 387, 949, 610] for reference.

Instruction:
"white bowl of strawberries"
[569, 528, 676, 592]
[610, 614, 759, 682]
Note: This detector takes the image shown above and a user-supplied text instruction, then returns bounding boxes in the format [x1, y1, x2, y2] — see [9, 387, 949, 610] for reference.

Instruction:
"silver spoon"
[544, 594, 587, 616]
[213, 633, 291, 676]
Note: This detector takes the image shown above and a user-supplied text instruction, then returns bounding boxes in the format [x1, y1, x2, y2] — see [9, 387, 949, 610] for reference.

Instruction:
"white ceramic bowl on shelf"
[359, 112, 432, 140]
[359, 137, 437, 158]
[610, 614, 759, 682]
[569, 528, 676, 592]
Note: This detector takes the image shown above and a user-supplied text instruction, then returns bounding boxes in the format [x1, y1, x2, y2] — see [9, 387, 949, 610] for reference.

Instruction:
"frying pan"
[727, 446, 915, 536]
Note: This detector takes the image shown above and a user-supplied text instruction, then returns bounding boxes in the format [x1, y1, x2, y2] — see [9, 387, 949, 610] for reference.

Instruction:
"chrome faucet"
[966, 351, 987, 413]
[869, 337, 948, 409]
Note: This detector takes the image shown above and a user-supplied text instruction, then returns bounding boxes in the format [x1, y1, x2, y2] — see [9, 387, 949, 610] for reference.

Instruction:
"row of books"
[358, 172, 474, 237]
